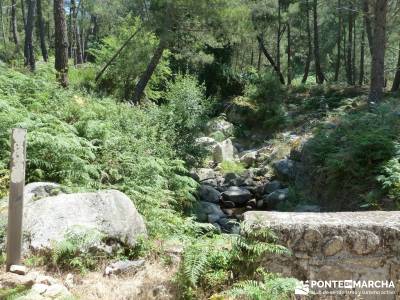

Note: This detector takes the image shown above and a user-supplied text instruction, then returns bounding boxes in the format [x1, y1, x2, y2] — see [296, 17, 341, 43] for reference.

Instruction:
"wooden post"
[6, 128, 27, 271]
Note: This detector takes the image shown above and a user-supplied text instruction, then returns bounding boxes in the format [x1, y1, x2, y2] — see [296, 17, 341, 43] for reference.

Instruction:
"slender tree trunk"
[277, 0, 281, 74]
[24, 0, 35, 71]
[257, 47, 261, 72]
[36, 0, 48, 61]
[346, 5, 354, 85]
[369, 0, 387, 103]
[302, 0, 312, 83]
[313, 0, 325, 83]
[287, 22, 291, 85]
[334, 0, 342, 81]
[11, 0, 19, 49]
[0, 0, 7, 47]
[131, 38, 166, 104]
[21, 0, 26, 29]
[352, 14, 356, 84]
[391, 41, 400, 92]
[54, 0, 69, 87]
[71, 0, 83, 64]
[257, 34, 285, 84]
[362, 0, 373, 56]
[359, 19, 365, 85]
[95, 27, 142, 82]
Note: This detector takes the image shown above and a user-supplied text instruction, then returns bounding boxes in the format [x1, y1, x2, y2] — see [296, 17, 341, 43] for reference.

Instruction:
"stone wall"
[243, 211, 400, 299]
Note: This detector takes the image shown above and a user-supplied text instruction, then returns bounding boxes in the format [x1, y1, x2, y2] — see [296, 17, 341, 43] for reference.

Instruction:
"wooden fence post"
[6, 128, 27, 271]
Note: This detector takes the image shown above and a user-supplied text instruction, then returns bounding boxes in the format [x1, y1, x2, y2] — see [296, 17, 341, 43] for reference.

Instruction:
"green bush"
[0, 63, 201, 240]
[244, 71, 287, 131]
[304, 100, 400, 210]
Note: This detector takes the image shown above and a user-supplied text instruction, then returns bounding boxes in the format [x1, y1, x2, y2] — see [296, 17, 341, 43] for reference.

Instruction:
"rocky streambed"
[190, 117, 320, 233]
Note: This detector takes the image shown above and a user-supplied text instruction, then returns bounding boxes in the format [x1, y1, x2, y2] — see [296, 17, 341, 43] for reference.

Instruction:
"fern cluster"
[177, 223, 296, 300]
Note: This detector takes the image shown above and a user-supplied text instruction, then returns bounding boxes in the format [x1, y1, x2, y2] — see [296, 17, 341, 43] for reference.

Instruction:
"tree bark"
[277, 0, 281, 74]
[0, 0, 7, 47]
[131, 38, 166, 104]
[36, 0, 48, 61]
[257, 34, 285, 84]
[21, 0, 26, 29]
[71, 0, 83, 64]
[257, 47, 261, 72]
[346, 4, 354, 85]
[287, 22, 291, 85]
[24, 0, 36, 71]
[391, 41, 400, 92]
[334, 0, 342, 82]
[54, 0, 69, 87]
[368, 0, 387, 103]
[362, 0, 373, 56]
[11, 0, 19, 49]
[302, 0, 312, 83]
[313, 0, 325, 84]
[359, 19, 365, 85]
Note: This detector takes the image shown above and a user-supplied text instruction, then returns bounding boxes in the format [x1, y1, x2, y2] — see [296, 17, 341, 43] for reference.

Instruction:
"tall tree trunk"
[257, 46, 261, 72]
[346, 5, 354, 85]
[287, 22, 291, 85]
[369, 0, 387, 104]
[359, 19, 365, 85]
[21, 0, 26, 29]
[302, 0, 312, 83]
[391, 41, 400, 92]
[334, 0, 342, 81]
[11, 0, 19, 49]
[54, 0, 69, 87]
[277, 0, 281, 74]
[257, 34, 285, 84]
[362, 0, 373, 56]
[36, 0, 48, 61]
[0, 0, 7, 47]
[71, 0, 83, 64]
[313, 0, 325, 84]
[352, 14, 356, 84]
[24, 0, 36, 71]
[131, 38, 166, 104]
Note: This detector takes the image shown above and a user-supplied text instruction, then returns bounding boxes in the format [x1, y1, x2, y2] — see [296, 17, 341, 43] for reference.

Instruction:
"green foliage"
[0, 285, 30, 300]
[51, 228, 105, 273]
[0, 63, 201, 241]
[176, 223, 293, 299]
[225, 269, 298, 300]
[243, 71, 287, 131]
[305, 100, 400, 210]
[220, 161, 246, 175]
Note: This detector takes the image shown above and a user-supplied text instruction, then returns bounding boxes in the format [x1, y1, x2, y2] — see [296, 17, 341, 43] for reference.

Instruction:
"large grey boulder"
[239, 150, 257, 167]
[221, 186, 252, 205]
[198, 185, 221, 204]
[193, 201, 226, 223]
[273, 158, 296, 180]
[195, 137, 218, 152]
[23, 190, 147, 252]
[213, 139, 234, 163]
[263, 188, 289, 209]
[24, 182, 62, 204]
[263, 180, 282, 194]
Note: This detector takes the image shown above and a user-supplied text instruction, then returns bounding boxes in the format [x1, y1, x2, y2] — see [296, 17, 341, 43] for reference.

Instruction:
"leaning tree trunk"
[313, 0, 325, 84]
[391, 41, 400, 92]
[54, 0, 69, 87]
[369, 0, 388, 104]
[11, 0, 19, 49]
[24, 0, 36, 71]
[131, 39, 166, 104]
[257, 34, 285, 84]
[334, 0, 342, 82]
[37, 0, 48, 61]
[302, 0, 312, 83]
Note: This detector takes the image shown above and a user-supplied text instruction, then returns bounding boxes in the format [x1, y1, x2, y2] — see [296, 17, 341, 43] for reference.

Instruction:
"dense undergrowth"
[0, 62, 205, 239]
